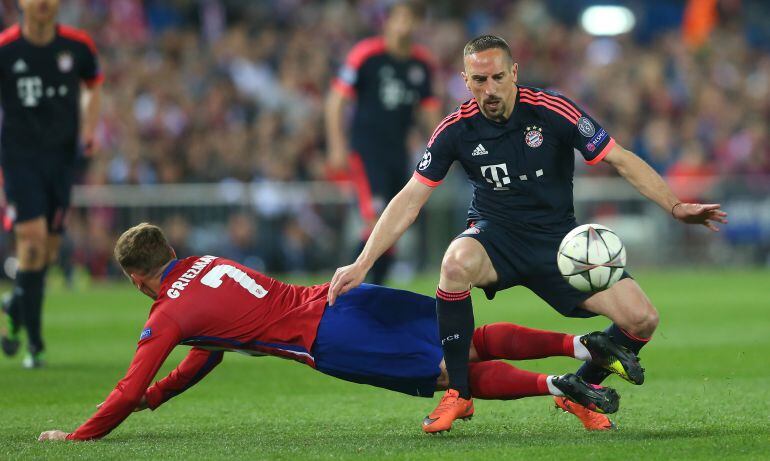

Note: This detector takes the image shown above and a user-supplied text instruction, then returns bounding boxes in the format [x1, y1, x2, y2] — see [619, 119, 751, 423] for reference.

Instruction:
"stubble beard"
[481, 102, 507, 122]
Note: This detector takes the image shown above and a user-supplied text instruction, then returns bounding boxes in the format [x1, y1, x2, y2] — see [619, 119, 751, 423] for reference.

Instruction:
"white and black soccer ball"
[557, 224, 626, 292]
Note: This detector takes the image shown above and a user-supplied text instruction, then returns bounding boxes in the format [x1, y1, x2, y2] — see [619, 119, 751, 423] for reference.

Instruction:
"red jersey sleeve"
[144, 348, 224, 410]
[66, 312, 181, 441]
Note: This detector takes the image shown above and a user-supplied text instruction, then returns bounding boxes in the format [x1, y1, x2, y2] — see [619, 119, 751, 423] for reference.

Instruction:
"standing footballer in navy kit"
[0, 0, 102, 368]
[330, 34, 726, 433]
[326, 1, 441, 285]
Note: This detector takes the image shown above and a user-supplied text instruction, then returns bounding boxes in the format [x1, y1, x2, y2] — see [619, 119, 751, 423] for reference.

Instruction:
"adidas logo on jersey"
[471, 144, 488, 156]
[12, 59, 27, 73]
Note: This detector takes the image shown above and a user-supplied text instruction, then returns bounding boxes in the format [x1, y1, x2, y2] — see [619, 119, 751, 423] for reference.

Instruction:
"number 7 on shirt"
[201, 264, 269, 298]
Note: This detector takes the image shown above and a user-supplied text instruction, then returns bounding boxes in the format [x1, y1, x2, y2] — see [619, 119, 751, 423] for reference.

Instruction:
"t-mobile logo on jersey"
[17, 76, 42, 107]
[480, 163, 511, 190]
[379, 66, 411, 110]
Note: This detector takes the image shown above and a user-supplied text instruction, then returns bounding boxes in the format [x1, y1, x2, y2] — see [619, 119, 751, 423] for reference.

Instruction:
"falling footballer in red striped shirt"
[37, 223, 631, 442]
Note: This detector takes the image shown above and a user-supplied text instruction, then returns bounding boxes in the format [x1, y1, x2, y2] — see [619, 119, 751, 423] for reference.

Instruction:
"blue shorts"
[312, 284, 442, 398]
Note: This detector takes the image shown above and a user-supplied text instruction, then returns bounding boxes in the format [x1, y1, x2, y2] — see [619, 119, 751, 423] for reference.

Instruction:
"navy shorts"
[2, 160, 74, 233]
[312, 284, 442, 398]
[458, 220, 632, 318]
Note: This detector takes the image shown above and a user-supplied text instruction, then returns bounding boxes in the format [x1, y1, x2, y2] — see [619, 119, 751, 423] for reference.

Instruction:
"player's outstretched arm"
[93, 348, 223, 414]
[329, 177, 434, 304]
[38, 320, 181, 442]
[143, 348, 224, 410]
[602, 143, 727, 231]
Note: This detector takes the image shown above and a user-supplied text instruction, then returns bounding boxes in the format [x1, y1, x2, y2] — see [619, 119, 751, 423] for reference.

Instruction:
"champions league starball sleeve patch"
[418, 150, 432, 170]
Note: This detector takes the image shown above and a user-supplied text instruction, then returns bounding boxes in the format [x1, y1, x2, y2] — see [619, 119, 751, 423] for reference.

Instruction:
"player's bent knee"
[441, 240, 487, 283]
[16, 239, 48, 269]
[626, 304, 659, 338]
[642, 307, 660, 336]
[440, 254, 478, 285]
[14, 219, 49, 268]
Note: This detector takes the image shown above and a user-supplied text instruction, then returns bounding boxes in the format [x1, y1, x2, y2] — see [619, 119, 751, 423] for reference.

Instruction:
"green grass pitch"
[1, 270, 769, 460]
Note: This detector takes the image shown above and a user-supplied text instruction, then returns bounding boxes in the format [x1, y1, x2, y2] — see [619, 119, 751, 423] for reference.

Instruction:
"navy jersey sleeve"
[78, 38, 102, 87]
[59, 26, 103, 87]
[412, 45, 439, 110]
[0, 25, 22, 81]
[412, 115, 458, 187]
[523, 88, 615, 165]
[0, 47, 6, 81]
[332, 37, 383, 98]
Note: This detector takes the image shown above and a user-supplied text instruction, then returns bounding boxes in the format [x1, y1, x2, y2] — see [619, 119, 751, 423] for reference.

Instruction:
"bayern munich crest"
[57, 51, 73, 73]
[525, 126, 544, 148]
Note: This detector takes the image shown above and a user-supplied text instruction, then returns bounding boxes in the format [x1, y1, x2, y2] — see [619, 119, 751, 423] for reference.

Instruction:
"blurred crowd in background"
[0, 0, 768, 277]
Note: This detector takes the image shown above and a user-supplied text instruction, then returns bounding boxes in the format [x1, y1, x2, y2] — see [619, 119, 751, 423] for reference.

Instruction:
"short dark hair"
[463, 35, 513, 62]
[114, 223, 175, 276]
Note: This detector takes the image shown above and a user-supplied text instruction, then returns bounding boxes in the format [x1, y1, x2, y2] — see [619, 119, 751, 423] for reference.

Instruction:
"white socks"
[546, 375, 565, 396]
[545, 335, 593, 396]
[573, 335, 592, 361]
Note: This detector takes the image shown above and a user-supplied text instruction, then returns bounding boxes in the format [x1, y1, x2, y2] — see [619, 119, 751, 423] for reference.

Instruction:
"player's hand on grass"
[328, 262, 367, 306]
[672, 203, 728, 231]
[38, 430, 68, 442]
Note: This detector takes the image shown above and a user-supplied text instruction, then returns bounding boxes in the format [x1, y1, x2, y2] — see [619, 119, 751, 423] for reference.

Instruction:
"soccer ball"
[557, 223, 626, 292]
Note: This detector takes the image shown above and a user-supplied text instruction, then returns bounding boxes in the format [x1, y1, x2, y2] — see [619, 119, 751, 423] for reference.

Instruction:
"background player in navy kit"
[329, 35, 727, 433]
[325, 1, 442, 284]
[0, 0, 102, 368]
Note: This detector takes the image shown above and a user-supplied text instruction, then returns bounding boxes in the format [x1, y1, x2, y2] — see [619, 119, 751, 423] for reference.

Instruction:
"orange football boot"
[554, 396, 616, 431]
[422, 389, 474, 434]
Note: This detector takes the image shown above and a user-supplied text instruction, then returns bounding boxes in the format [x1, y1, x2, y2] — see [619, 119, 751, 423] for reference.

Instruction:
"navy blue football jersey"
[333, 37, 438, 164]
[413, 86, 615, 233]
[0, 24, 102, 163]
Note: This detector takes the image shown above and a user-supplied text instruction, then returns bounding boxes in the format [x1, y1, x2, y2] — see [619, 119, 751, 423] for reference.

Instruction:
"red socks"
[468, 361, 550, 399]
[473, 323, 575, 361]
[464, 323, 585, 399]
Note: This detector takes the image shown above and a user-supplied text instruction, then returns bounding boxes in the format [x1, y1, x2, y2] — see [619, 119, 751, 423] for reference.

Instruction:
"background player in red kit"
[37, 223, 639, 441]
[0, 0, 102, 368]
[326, 1, 442, 284]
